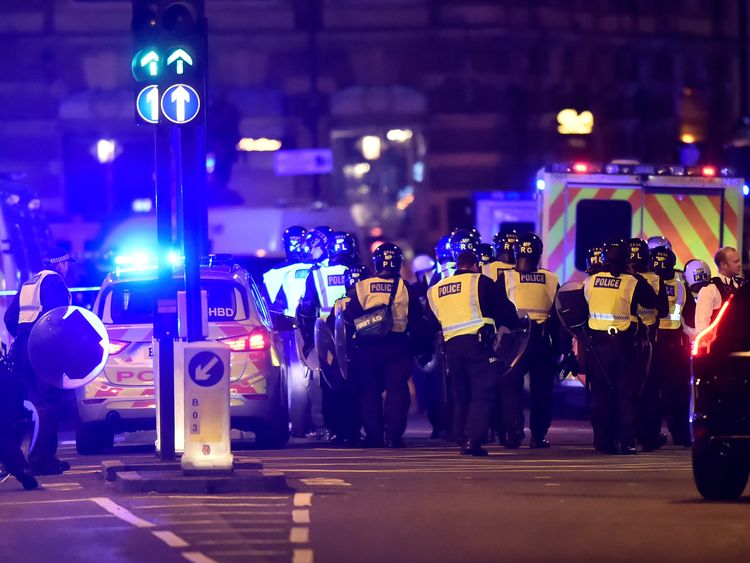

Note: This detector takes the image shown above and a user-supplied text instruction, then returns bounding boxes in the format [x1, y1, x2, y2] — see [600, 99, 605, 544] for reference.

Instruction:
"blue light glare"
[743, 184, 749, 197]
[536, 179, 546, 191]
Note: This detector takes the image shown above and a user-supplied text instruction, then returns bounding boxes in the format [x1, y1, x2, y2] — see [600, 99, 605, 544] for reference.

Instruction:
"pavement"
[0, 417, 748, 563]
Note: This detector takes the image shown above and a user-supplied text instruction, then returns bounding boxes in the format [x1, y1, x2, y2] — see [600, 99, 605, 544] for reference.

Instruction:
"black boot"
[460, 439, 488, 457]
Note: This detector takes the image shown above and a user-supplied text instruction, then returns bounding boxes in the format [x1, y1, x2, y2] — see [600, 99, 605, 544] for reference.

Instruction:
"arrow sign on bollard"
[161, 83, 200, 124]
[188, 351, 224, 387]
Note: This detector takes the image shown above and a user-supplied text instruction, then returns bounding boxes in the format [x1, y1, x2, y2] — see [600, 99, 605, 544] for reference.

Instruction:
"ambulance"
[535, 162, 745, 282]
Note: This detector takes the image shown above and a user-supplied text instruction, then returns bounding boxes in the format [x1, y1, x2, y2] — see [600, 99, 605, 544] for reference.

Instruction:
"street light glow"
[361, 136, 382, 160]
[236, 137, 282, 152]
[387, 129, 413, 142]
[96, 139, 118, 164]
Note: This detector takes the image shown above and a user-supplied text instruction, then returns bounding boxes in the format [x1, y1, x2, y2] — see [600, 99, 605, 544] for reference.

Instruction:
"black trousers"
[444, 334, 500, 444]
[322, 377, 361, 441]
[587, 330, 640, 446]
[0, 423, 30, 479]
[653, 329, 691, 444]
[354, 335, 412, 442]
[635, 324, 660, 445]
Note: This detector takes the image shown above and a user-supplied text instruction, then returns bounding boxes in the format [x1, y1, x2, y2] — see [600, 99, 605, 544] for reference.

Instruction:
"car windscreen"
[101, 278, 252, 325]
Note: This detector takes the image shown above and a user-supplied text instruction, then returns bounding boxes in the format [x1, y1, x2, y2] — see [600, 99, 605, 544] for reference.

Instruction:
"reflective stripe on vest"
[637, 271, 660, 326]
[280, 263, 311, 317]
[314, 264, 348, 319]
[481, 261, 514, 282]
[427, 273, 494, 341]
[354, 277, 409, 332]
[659, 277, 686, 330]
[18, 270, 65, 325]
[583, 272, 638, 331]
[504, 269, 558, 324]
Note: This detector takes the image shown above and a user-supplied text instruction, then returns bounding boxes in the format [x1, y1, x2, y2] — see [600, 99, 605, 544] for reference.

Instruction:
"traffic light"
[131, 1, 206, 125]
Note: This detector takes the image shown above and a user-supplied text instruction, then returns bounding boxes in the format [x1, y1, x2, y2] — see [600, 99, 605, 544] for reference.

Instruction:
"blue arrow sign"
[160, 84, 200, 124]
[188, 351, 224, 387]
[136, 85, 160, 124]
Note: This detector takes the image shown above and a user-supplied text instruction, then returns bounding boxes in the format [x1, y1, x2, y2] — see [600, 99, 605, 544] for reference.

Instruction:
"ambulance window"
[575, 199, 632, 271]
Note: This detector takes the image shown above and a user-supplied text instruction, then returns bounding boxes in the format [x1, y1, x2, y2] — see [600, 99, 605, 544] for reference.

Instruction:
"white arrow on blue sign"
[188, 351, 224, 387]
[136, 85, 160, 124]
[160, 83, 201, 124]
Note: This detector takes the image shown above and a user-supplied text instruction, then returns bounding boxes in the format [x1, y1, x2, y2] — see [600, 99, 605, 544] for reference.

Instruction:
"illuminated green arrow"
[167, 49, 193, 75]
[140, 50, 159, 77]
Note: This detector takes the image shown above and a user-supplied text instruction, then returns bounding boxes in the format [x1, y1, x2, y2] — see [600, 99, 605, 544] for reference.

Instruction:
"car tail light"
[221, 329, 270, 352]
[692, 297, 733, 357]
[701, 166, 716, 177]
[109, 340, 129, 355]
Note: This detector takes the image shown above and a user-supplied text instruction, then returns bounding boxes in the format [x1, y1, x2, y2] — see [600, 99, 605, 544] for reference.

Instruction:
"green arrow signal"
[167, 49, 193, 75]
[140, 50, 159, 77]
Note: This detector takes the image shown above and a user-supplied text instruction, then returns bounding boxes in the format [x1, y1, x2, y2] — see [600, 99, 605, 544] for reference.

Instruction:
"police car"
[75, 257, 289, 454]
[691, 283, 750, 499]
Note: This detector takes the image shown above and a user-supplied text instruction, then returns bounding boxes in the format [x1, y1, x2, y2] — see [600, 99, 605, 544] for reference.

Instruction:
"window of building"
[574, 199, 632, 271]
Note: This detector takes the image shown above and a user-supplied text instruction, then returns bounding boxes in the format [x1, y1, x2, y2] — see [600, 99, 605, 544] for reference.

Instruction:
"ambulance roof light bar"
[545, 162, 736, 177]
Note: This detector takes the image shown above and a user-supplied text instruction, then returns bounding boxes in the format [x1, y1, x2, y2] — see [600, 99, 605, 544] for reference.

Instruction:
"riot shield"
[315, 319, 345, 390]
[334, 308, 349, 381]
[555, 281, 588, 337]
[493, 315, 532, 376]
[295, 326, 319, 371]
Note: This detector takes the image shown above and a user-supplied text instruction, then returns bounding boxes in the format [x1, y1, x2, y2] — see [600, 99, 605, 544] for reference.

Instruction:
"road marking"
[0, 498, 92, 506]
[195, 539, 293, 545]
[207, 550, 286, 557]
[290, 527, 310, 543]
[133, 495, 288, 500]
[182, 552, 217, 563]
[90, 497, 155, 528]
[168, 519, 291, 526]
[299, 478, 351, 487]
[544, 483, 561, 487]
[294, 493, 313, 506]
[294, 548, 314, 563]
[133, 503, 287, 509]
[153, 530, 189, 547]
[292, 509, 310, 524]
[176, 528, 288, 534]
[43, 482, 82, 491]
[164, 510, 291, 517]
[0, 514, 113, 523]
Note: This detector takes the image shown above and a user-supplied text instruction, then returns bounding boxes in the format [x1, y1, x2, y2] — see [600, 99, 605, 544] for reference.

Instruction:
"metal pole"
[155, 124, 176, 460]
[308, 0, 321, 201]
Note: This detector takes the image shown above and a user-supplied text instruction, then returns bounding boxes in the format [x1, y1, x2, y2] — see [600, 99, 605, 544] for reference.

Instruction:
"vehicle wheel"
[76, 423, 115, 455]
[692, 445, 749, 500]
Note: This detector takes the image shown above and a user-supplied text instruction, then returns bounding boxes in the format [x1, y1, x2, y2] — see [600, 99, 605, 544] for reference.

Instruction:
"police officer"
[345, 243, 423, 448]
[652, 246, 694, 447]
[4, 248, 73, 475]
[583, 239, 660, 454]
[263, 226, 311, 319]
[695, 246, 745, 334]
[0, 355, 38, 490]
[626, 238, 665, 451]
[429, 235, 455, 286]
[684, 259, 712, 300]
[427, 249, 519, 456]
[586, 246, 605, 276]
[500, 232, 560, 448]
[482, 231, 518, 282]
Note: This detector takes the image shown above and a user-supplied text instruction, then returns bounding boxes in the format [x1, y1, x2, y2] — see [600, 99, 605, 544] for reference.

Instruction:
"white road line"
[168, 519, 291, 526]
[290, 527, 310, 543]
[182, 552, 217, 563]
[153, 530, 190, 548]
[0, 514, 113, 523]
[176, 528, 288, 535]
[299, 478, 351, 487]
[0, 498, 92, 506]
[90, 497, 155, 528]
[294, 493, 312, 507]
[134, 495, 287, 500]
[294, 548, 314, 563]
[207, 550, 286, 557]
[133, 503, 287, 509]
[195, 539, 292, 546]
[164, 510, 291, 517]
[292, 509, 310, 524]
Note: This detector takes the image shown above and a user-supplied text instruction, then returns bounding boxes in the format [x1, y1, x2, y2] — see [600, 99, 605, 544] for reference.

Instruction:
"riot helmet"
[627, 238, 650, 273]
[585, 246, 604, 275]
[435, 235, 453, 264]
[684, 259, 711, 293]
[477, 243, 496, 266]
[493, 231, 518, 264]
[412, 254, 435, 285]
[647, 235, 671, 251]
[468, 227, 482, 246]
[282, 225, 307, 262]
[344, 264, 369, 291]
[449, 229, 477, 261]
[514, 232, 543, 273]
[328, 231, 359, 264]
[650, 245, 676, 278]
[373, 242, 403, 276]
[302, 228, 330, 263]
[601, 239, 628, 276]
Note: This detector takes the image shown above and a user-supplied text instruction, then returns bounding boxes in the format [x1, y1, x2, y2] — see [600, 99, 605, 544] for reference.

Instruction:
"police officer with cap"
[583, 239, 660, 454]
[695, 246, 745, 334]
[651, 246, 694, 447]
[500, 232, 560, 448]
[4, 247, 74, 475]
[483, 231, 518, 282]
[427, 246, 519, 456]
[345, 243, 424, 448]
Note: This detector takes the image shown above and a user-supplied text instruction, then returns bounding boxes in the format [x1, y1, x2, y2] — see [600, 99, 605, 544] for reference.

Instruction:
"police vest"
[481, 261, 514, 282]
[438, 262, 456, 280]
[504, 269, 558, 324]
[658, 277, 686, 330]
[280, 264, 312, 317]
[637, 271, 660, 327]
[709, 276, 744, 304]
[583, 272, 638, 332]
[313, 264, 348, 319]
[263, 262, 307, 304]
[18, 270, 70, 325]
[355, 277, 409, 333]
[427, 273, 494, 341]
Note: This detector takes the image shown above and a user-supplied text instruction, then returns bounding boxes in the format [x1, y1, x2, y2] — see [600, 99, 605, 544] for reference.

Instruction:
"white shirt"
[694, 274, 736, 335]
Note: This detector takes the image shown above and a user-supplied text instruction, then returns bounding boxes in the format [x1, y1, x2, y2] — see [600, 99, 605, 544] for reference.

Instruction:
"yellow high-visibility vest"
[637, 271, 660, 327]
[659, 277, 686, 330]
[503, 268, 558, 324]
[19, 270, 70, 325]
[481, 261, 514, 282]
[313, 264, 348, 319]
[354, 277, 409, 332]
[427, 273, 494, 341]
[583, 272, 638, 332]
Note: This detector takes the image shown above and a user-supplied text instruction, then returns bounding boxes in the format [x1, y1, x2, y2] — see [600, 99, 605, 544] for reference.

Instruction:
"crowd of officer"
[263, 225, 745, 458]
